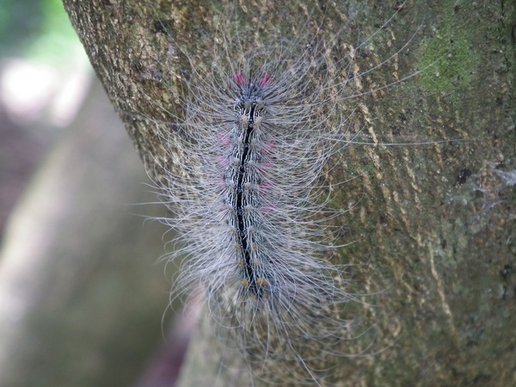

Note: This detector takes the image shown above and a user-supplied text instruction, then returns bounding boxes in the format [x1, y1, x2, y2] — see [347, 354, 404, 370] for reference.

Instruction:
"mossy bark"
[63, 0, 514, 385]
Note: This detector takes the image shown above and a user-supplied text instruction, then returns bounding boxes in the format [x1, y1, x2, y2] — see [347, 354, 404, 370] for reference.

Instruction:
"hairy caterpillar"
[133, 1, 457, 385]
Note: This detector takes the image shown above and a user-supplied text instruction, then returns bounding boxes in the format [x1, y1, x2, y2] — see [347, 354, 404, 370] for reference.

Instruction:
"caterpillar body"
[156, 44, 358, 384]
[160, 42, 354, 348]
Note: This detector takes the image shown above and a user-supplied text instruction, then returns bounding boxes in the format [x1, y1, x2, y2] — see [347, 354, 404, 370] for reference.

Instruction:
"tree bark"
[63, 0, 514, 385]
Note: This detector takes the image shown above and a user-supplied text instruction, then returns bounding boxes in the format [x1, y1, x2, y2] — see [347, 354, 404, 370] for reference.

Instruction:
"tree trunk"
[63, 0, 514, 385]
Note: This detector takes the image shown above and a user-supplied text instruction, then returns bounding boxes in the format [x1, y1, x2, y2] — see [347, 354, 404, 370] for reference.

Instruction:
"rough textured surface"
[63, 0, 514, 385]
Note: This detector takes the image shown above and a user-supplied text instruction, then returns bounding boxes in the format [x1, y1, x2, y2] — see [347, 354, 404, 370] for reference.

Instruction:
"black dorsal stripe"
[236, 103, 258, 295]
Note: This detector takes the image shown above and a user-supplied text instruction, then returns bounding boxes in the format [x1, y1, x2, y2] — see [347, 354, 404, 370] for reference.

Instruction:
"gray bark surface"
[63, 0, 514, 385]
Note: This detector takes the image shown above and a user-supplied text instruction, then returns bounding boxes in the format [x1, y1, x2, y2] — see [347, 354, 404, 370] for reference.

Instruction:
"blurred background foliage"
[0, 0, 81, 62]
[0, 0, 90, 235]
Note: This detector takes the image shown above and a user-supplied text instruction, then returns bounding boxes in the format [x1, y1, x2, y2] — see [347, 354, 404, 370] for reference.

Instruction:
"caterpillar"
[155, 42, 357, 385]
[134, 1, 455, 385]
